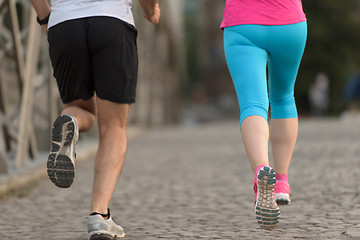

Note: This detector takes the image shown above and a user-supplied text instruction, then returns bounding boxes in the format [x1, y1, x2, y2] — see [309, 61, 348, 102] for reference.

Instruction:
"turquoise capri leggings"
[223, 22, 307, 126]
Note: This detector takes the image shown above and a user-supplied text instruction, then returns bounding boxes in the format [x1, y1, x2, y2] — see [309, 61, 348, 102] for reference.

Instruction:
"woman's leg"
[241, 116, 269, 171]
[270, 118, 298, 174]
[224, 26, 280, 229]
[224, 26, 270, 171]
[267, 22, 307, 176]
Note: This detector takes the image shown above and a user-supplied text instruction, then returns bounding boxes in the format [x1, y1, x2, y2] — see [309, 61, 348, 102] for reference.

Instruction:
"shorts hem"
[61, 94, 94, 104]
[97, 95, 136, 104]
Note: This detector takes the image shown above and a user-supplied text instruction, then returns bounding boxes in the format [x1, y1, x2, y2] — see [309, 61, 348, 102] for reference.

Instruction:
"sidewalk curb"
[0, 126, 145, 197]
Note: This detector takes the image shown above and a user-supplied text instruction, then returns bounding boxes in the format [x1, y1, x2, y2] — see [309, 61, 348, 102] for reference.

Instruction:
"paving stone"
[0, 118, 359, 239]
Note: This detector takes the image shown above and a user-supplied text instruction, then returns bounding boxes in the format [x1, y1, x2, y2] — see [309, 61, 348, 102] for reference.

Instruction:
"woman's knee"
[240, 104, 269, 125]
[270, 96, 298, 119]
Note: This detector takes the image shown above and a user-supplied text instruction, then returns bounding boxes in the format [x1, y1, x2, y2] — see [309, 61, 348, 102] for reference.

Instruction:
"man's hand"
[30, 0, 51, 34]
[139, 0, 160, 24]
[144, 3, 160, 24]
[42, 24, 48, 35]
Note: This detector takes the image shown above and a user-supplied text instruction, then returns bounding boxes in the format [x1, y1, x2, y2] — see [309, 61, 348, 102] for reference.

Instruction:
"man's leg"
[62, 97, 97, 132]
[48, 97, 97, 188]
[90, 98, 130, 214]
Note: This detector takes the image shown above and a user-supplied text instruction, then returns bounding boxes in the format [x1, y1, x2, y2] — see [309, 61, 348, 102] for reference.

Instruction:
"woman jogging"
[221, 0, 307, 229]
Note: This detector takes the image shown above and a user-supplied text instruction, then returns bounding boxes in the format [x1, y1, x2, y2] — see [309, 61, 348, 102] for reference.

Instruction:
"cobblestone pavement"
[1, 118, 360, 240]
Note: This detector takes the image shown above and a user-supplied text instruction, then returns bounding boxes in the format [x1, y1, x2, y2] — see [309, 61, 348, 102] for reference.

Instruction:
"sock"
[90, 208, 110, 220]
[276, 173, 288, 182]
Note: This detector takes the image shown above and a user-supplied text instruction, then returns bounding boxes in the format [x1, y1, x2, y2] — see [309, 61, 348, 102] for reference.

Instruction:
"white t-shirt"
[48, 0, 134, 28]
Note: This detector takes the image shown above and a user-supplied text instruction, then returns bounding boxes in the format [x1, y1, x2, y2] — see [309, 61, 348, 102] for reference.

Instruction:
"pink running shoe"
[253, 166, 280, 230]
[275, 180, 291, 205]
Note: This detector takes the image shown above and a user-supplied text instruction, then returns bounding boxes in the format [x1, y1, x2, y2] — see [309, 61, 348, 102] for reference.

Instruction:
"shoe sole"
[276, 193, 291, 205]
[255, 166, 280, 230]
[47, 115, 76, 188]
[89, 233, 125, 240]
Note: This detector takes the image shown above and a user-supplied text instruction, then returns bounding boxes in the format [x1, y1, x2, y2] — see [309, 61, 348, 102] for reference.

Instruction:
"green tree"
[298, 1, 360, 114]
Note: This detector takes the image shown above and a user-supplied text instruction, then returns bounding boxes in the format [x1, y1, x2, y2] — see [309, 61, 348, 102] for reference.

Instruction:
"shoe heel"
[47, 154, 74, 188]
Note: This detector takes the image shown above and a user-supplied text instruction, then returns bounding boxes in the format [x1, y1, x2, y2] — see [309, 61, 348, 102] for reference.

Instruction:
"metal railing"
[0, 0, 59, 174]
[0, 0, 187, 176]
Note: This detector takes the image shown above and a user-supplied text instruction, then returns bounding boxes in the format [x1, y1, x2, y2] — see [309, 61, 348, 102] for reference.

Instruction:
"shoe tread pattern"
[276, 197, 290, 205]
[89, 233, 124, 240]
[47, 115, 75, 188]
[255, 166, 280, 230]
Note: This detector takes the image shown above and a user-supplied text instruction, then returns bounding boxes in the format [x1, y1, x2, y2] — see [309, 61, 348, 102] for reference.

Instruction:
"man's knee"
[97, 113, 128, 138]
[97, 100, 130, 131]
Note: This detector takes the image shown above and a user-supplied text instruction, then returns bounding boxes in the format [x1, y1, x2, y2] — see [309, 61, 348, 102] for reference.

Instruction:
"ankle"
[90, 208, 110, 219]
[254, 164, 266, 175]
[276, 173, 288, 182]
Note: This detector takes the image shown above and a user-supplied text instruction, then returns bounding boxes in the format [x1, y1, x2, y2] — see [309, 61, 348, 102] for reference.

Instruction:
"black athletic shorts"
[48, 16, 138, 104]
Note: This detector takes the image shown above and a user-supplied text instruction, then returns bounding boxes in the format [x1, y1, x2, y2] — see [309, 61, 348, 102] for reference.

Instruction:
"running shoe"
[275, 180, 291, 205]
[47, 115, 78, 188]
[254, 166, 280, 230]
[87, 211, 125, 239]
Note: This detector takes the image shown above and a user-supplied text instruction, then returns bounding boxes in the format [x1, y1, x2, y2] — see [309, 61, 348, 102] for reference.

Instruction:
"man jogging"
[30, 0, 160, 239]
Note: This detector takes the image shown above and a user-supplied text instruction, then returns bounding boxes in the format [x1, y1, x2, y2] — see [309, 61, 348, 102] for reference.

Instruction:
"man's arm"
[30, 0, 51, 19]
[30, 0, 51, 33]
[138, 0, 160, 24]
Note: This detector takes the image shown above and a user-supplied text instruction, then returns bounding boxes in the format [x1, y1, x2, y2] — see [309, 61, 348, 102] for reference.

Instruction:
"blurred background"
[0, 0, 360, 175]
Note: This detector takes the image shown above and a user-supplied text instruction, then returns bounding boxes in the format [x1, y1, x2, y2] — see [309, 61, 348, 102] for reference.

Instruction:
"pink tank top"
[221, 0, 306, 29]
